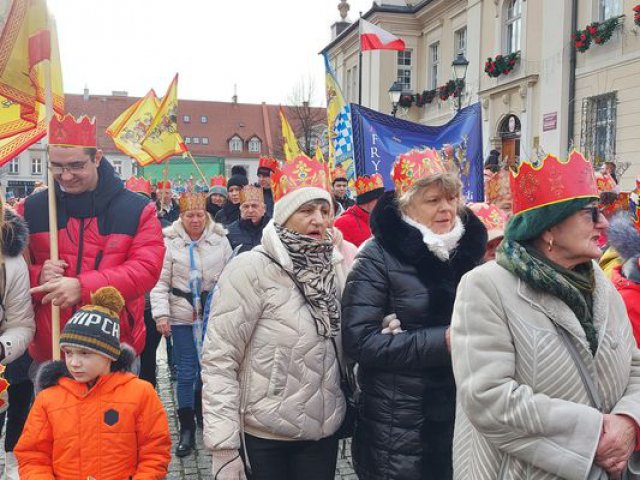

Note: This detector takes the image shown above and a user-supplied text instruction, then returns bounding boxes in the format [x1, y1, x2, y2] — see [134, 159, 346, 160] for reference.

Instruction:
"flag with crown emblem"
[0, 0, 64, 166]
[141, 74, 187, 163]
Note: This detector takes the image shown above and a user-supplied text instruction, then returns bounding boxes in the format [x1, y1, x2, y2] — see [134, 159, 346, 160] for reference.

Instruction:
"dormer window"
[248, 137, 261, 153]
[229, 136, 243, 152]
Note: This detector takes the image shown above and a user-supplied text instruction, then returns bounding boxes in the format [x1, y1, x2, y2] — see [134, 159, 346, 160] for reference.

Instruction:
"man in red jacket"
[334, 173, 385, 247]
[22, 114, 165, 363]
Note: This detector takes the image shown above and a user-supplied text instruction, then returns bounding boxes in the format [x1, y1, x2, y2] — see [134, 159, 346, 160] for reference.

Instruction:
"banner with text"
[352, 102, 484, 202]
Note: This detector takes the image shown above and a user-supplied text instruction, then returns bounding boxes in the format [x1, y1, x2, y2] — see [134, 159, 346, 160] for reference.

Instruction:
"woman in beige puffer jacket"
[151, 194, 232, 458]
[202, 185, 348, 480]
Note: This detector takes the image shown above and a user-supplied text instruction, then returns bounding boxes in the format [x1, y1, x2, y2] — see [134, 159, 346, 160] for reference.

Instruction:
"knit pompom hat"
[60, 287, 125, 361]
[227, 165, 249, 190]
[273, 187, 332, 225]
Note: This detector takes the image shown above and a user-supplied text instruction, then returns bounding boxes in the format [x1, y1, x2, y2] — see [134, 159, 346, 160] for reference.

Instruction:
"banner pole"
[43, 58, 61, 361]
[186, 151, 207, 184]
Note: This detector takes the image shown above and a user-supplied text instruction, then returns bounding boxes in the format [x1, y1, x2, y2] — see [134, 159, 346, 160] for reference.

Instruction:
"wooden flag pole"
[185, 150, 207, 184]
[43, 58, 61, 360]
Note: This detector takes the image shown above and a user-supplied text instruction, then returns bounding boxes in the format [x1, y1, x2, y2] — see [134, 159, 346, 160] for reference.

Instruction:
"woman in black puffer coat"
[341, 167, 486, 480]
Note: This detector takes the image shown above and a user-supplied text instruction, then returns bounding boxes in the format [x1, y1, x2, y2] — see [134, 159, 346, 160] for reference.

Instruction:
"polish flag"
[360, 19, 406, 51]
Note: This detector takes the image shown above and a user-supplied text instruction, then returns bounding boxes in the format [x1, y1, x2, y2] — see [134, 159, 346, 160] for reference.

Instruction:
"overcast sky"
[47, 0, 374, 106]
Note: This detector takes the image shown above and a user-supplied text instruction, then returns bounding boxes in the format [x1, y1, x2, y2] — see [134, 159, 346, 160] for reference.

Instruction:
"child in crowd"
[14, 287, 171, 479]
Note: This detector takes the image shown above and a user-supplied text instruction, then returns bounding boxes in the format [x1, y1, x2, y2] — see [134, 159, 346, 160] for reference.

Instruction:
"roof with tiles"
[64, 92, 326, 159]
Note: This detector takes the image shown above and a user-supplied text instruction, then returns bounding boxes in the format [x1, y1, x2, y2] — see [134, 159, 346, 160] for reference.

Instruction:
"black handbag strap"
[257, 250, 346, 378]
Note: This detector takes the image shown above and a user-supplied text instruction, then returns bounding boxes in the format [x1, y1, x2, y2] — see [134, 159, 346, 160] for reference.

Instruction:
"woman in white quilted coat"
[202, 180, 348, 480]
[451, 155, 640, 480]
[151, 192, 232, 458]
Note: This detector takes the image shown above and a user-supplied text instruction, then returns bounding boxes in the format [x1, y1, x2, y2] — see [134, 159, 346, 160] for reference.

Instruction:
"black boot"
[194, 388, 203, 429]
[175, 407, 195, 457]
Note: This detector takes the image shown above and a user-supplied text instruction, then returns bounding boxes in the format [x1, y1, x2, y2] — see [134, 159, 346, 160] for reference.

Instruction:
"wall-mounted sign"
[543, 112, 557, 132]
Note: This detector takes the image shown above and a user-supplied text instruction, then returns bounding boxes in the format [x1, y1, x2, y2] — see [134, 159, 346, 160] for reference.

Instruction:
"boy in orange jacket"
[15, 287, 171, 479]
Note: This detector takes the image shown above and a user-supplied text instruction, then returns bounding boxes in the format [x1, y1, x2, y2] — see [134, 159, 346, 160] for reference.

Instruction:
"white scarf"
[402, 215, 465, 261]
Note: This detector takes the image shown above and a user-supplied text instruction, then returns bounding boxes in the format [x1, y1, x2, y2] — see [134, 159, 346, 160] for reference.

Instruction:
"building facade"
[1, 91, 326, 197]
[323, 0, 640, 189]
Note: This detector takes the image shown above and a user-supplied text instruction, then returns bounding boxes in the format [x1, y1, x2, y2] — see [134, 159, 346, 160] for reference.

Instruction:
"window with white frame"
[397, 50, 412, 92]
[112, 160, 123, 176]
[202, 137, 209, 145]
[183, 115, 191, 123]
[454, 27, 467, 58]
[229, 136, 243, 152]
[504, 0, 522, 54]
[580, 92, 617, 166]
[193, 137, 200, 144]
[31, 157, 42, 175]
[185, 137, 191, 144]
[429, 43, 439, 90]
[201, 115, 208, 124]
[248, 137, 261, 153]
[599, 0, 622, 20]
[8, 158, 19, 174]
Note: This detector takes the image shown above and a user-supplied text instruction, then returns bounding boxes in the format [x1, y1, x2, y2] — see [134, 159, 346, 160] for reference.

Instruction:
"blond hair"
[396, 172, 463, 213]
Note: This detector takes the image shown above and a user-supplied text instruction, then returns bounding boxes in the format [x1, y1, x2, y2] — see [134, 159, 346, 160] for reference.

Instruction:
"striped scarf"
[275, 225, 341, 338]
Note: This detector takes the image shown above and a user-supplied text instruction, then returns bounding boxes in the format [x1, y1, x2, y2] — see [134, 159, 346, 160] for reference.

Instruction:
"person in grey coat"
[452, 153, 640, 480]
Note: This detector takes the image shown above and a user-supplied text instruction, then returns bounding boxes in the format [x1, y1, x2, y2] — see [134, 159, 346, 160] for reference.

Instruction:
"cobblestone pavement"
[157, 339, 358, 480]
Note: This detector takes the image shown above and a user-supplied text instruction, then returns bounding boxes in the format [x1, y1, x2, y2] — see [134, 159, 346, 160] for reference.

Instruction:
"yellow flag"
[106, 90, 159, 167]
[0, 0, 64, 165]
[279, 106, 301, 162]
[315, 144, 325, 163]
[141, 74, 187, 163]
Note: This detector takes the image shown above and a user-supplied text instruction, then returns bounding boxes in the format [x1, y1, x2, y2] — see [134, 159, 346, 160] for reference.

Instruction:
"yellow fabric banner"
[141, 74, 187, 163]
[106, 90, 159, 167]
[279, 106, 301, 162]
[0, 0, 64, 166]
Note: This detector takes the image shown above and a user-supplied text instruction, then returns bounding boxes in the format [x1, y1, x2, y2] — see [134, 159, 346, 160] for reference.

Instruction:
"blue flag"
[352, 102, 484, 202]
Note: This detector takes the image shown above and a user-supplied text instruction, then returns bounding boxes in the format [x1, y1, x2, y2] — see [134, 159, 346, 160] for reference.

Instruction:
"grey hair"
[396, 172, 463, 214]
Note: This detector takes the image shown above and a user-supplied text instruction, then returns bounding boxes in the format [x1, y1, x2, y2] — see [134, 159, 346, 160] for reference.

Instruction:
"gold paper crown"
[272, 154, 332, 202]
[178, 192, 207, 212]
[240, 185, 265, 204]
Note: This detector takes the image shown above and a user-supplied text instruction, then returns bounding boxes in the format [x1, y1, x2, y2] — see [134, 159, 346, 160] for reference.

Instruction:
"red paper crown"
[510, 150, 598, 215]
[331, 165, 348, 183]
[156, 180, 172, 190]
[391, 148, 447, 195]
[0, 365, 9, 414]
[209, 175, 227, 188]
[596, 172, 617, 193]
[271, 154, 331, 202]
[355, 174, 384, 196]
[125, 176, 152, 196]
[468, 202, 508, 238]
[258, 156, 280, 173]
[49, 114, 97, 148]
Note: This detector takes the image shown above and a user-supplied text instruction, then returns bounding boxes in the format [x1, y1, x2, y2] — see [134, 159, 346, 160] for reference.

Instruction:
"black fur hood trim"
[608, 212, 640, 261]
[369, 191, 487, 288]
[35, 344, 136, 393]
[2, 207, 29, 257]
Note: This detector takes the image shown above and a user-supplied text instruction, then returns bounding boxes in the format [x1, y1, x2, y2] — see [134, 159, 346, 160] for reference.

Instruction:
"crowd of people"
[2, 113, 640, 480]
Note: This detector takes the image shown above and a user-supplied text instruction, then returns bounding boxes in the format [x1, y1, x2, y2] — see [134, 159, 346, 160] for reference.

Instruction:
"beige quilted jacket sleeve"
[150, 241, 173, 321]
[201, 253, 263, 452]
[0, 256, 35, 363]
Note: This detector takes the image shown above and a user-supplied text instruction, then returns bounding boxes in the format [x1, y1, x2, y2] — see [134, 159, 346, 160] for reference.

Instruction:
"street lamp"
[388, 81, 403, 117]
[451, 51, 469, 112]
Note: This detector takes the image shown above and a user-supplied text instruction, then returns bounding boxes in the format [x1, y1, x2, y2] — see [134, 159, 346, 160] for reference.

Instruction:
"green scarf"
[496, 239, 598, 355]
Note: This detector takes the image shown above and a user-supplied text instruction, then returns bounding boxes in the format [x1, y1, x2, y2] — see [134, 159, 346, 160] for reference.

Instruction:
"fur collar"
[608, 212, 640, 261]
[369, 191, 487, 290]
[35, 345, 136, 393]
[1, 208, 28, 257]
